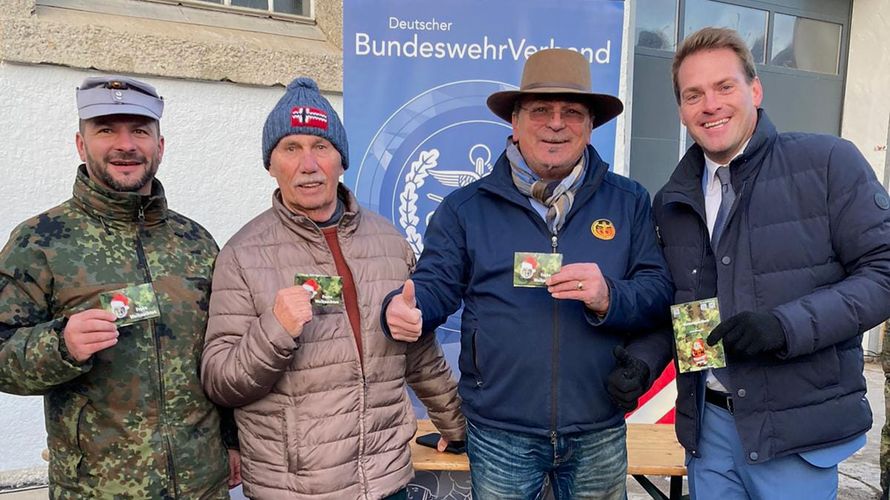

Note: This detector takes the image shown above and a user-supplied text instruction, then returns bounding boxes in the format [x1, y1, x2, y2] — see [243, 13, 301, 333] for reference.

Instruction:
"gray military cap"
[76, 75, 164, 120]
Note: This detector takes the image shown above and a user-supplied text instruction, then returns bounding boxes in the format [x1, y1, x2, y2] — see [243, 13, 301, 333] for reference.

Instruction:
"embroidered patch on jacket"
[291, 107, 328, 130]
[591, 219, 616, 240]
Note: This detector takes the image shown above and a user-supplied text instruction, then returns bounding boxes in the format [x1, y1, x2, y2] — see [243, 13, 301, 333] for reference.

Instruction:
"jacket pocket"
[284, 408, 299, 474]
[458, 328, 483, 387]
[47, 392, 89, 482]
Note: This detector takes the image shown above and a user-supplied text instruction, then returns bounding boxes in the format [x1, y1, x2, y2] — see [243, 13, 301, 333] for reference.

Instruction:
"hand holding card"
[273, 286, 314, 338]
[671, 298, 726, 373]
[63, 309, 119, 363]
[546, 262, 610, 314]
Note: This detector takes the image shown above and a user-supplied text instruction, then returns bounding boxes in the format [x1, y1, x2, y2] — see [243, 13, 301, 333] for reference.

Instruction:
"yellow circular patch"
[591, 219, 616, 240]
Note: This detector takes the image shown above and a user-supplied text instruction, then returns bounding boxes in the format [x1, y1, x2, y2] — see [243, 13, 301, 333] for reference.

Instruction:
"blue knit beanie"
[262, 77, 348, 170]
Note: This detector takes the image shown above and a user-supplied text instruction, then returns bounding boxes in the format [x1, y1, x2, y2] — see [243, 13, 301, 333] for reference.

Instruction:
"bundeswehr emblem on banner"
[350, 81, 513, 257]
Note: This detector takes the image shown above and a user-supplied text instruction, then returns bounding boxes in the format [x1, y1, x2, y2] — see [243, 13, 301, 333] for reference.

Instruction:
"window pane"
[271, 0, 306, 16]
[770, 14, 840, 74]
[636, 0, 677, 50]
[684, 0, 768, 63]
[232, 0, 268, 10]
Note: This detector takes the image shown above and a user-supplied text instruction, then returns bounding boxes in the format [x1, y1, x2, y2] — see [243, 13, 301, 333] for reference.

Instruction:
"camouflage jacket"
[0, 166, 229, 499]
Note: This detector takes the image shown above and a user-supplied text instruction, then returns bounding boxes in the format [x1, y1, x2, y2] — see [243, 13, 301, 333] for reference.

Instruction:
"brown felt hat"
[486, 48, 624, 130]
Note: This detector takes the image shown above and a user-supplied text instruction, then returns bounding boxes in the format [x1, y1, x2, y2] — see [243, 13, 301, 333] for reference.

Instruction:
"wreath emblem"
[399, 149, 439, 256]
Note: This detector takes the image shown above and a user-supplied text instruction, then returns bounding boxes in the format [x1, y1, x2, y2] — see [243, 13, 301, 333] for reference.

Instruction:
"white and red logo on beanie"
[291, 107, 328, 130]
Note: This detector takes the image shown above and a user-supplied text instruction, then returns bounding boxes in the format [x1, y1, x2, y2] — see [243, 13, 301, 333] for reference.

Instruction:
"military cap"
[76, 75, 164, 120]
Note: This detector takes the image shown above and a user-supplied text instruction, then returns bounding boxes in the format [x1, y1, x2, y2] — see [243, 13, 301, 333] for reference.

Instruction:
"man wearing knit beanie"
[202, 77, 465, 500]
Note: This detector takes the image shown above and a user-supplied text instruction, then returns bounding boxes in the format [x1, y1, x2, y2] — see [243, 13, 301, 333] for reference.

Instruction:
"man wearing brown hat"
[201, 77, 464, 499]
[383, 49, 673, 498]
[0, 75, 238, 497]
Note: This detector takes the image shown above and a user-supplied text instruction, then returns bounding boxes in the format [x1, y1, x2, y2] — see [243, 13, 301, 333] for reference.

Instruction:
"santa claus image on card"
[519, 256, 538, 280]
[302, 278, 320, 300]
[692, 337, 709, 367]
[110, 293, 130, 319]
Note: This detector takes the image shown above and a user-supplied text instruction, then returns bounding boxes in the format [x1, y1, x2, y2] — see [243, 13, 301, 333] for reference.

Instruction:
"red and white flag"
[291, 106, 329, 130]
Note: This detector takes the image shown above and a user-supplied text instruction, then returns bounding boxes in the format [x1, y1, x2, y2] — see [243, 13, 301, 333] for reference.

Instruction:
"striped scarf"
[508, 139, 586, 236]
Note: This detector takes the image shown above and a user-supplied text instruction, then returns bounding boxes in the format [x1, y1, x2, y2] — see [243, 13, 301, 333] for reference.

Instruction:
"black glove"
[707, 311, 786, 358]
[607, 346, 651, 412]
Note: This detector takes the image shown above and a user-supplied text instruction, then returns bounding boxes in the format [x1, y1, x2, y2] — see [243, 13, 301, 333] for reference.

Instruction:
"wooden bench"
[411, 420, 687, 500]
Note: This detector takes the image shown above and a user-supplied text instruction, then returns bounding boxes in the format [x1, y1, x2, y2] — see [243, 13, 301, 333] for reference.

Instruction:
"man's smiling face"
[76, 114, 164, 195]
[511, 96, 593, 181]
[676, 47, 763, 164]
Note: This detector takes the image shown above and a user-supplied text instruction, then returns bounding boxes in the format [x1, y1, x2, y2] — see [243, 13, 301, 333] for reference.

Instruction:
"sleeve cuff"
[259, 309, 300, 354]
[55, 318, 92, 370]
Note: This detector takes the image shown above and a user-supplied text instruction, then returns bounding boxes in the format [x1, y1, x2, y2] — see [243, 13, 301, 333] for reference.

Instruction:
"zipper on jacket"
[358, 374, 370, 499]
[136, 204, 179, 497]
[550, 234, 559, 443]
[331, 223, 371, 499]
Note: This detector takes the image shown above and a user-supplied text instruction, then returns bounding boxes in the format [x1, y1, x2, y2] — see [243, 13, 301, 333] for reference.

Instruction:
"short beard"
[86, 151, 158, 194]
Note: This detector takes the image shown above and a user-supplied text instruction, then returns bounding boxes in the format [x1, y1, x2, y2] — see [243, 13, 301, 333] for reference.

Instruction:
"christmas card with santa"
[295, 273, 343, 305]
[99, 283, 161, 326]
[513, 252, 562, 288]
[671, 297, 726, 373]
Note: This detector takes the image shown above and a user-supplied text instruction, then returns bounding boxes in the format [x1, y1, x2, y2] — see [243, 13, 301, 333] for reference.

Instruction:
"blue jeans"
[466, 420, 627, 500]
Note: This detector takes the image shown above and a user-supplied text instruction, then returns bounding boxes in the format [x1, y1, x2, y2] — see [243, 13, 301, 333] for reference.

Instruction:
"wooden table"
[411, 420, 687, 500]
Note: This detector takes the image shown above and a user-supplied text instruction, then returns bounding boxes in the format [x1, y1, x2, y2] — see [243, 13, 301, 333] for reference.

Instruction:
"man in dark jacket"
[383, 48, 673, 499]
[654, 27, 890, 498]
[0, 76, 239, 498]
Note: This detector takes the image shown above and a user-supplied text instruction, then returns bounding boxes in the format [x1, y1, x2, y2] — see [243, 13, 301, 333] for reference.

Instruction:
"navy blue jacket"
[653, 110, 890, 463]
[395, 144, 673, 437]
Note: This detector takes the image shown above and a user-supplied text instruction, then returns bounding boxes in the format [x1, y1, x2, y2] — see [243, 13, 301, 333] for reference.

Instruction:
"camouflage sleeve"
[201, 244, 299, 407]
[404, 330, 465, 442]
[0, 228, 90, 395]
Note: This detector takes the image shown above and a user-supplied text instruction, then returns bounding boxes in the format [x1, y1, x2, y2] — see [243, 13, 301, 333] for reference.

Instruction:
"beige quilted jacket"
[201, 187, 464, 500]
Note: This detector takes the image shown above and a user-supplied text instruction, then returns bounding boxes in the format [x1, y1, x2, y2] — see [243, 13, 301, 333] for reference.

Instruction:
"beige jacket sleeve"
[405, 333, 465, 441]
[401, 247, 465, 441]
[201, 245, 297, 408]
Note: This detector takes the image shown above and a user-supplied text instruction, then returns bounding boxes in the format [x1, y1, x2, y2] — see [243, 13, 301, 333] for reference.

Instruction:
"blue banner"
[343, 2, 625, 498]
[344, 0, 624, 355]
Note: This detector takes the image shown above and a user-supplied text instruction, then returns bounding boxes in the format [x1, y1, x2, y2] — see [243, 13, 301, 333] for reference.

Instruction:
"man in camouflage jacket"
[0, 76, 236, 498]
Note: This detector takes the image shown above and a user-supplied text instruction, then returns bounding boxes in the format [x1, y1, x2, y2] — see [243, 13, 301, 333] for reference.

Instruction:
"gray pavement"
[2, 362, 885, 499]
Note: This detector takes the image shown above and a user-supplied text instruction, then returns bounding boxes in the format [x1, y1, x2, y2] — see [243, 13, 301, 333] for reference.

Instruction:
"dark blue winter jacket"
[393, 144, 673, 437]
[653, 110, 890, 463]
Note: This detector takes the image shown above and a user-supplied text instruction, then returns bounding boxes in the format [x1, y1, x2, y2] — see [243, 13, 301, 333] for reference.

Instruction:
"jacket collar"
[71, 164, 168, 226]
[478, 143, 610, 215]
[661, 109, 777, 208]
[273, 183, 362, 238]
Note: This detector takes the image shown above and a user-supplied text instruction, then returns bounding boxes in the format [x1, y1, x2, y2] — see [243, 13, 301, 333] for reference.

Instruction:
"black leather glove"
[607, 346, 651, 412]
[707, 311, 786, 357]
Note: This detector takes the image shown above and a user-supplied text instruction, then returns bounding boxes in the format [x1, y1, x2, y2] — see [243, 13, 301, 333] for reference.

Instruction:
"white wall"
[0, 62, 343, 472]
[842, 0, 890, 355]
[842, 0, 889, 186]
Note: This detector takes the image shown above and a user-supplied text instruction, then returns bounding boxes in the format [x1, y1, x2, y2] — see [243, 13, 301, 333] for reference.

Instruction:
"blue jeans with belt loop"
[467, 419, 627, 500]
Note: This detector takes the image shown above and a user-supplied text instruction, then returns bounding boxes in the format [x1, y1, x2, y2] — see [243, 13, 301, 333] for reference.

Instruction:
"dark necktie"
[711, 166, 735, 247]
[710, 166, 734, 388]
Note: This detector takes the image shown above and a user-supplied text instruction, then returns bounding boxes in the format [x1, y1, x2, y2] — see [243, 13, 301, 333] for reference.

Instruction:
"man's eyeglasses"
[519, 105, 590, 125]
